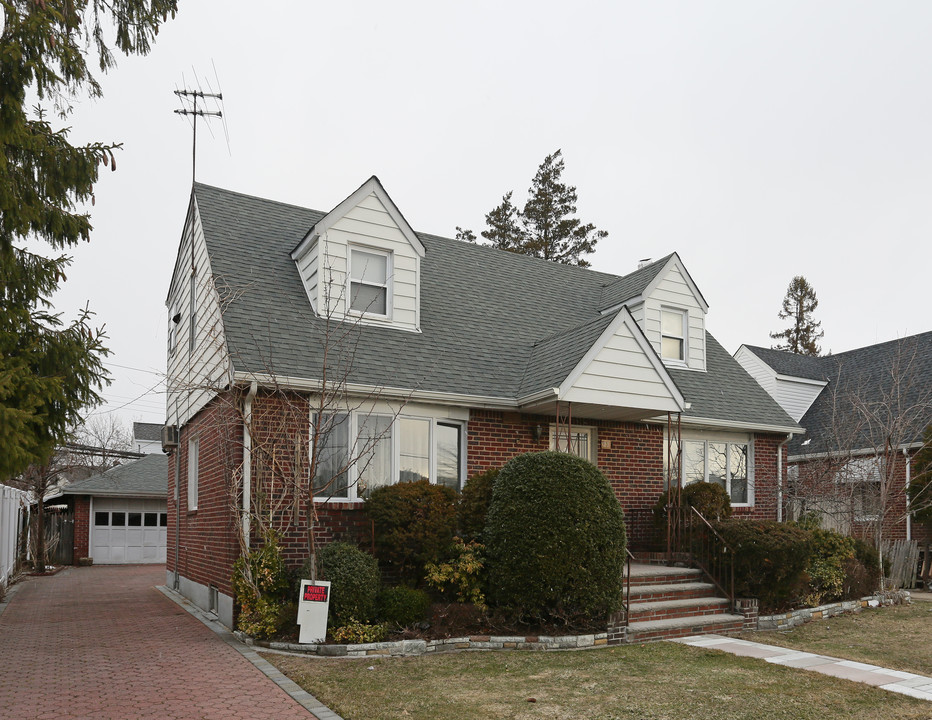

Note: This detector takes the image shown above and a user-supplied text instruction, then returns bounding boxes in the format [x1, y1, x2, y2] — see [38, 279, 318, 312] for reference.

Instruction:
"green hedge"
[376, 586, 432, 629]
[364, 479, 458, 585]
[313, 542, 381, 626]
[458, 468, 499, 542]
[713, 520, 811, 612]
[484, 452, 626, 625]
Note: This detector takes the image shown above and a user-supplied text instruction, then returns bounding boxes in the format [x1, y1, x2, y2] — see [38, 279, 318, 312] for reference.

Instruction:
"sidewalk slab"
[671, 633, 932, 702]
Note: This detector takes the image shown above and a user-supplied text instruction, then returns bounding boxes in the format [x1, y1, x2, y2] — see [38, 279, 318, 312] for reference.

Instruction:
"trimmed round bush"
[458, 468, 500, 542]
[364, 479, 458, 585]
[376, 586, 432, 629]
[484, 451, 627, 624]
[313, 542, 381, 626]
[653, 482, 733, 525]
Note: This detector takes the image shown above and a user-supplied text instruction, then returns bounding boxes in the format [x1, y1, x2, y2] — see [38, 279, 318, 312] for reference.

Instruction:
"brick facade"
[71, 496, 90, 562]
[170, 396, 792, 599]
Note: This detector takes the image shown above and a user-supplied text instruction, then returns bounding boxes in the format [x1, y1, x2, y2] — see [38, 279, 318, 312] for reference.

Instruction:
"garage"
[58, 453, 168, 565]
[91, 498, 167, 564]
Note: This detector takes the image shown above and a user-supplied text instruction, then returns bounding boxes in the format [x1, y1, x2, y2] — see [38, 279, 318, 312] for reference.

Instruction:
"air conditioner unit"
[161, 425, 179, 452]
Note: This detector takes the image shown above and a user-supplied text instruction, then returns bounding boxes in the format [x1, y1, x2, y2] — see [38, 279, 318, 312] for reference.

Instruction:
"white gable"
[638, 255, 708, 372]
[551, 308, 685, 421]
[735, 346, 826, 422]
[291, 177, 422, 332]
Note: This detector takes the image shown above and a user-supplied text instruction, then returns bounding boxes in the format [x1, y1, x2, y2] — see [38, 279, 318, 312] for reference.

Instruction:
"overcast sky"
[42, 1, 932, 432]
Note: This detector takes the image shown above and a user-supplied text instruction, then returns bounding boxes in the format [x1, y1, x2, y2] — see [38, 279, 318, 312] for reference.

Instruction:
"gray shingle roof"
[742, 345, 827, 381]
[133, 422, 162, 442]
[192, 183, 798, 431]
[61, 454, 167, 498]
[783, 332, 932, 455]
[598, 254, 673, 311]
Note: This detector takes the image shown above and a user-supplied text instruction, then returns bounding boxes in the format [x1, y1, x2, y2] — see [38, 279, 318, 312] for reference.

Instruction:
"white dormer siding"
[165, 197, 231, 428]
[734, 346, 826, 422]
[292, 180, 423, 332]
[640, 262, 707, 372]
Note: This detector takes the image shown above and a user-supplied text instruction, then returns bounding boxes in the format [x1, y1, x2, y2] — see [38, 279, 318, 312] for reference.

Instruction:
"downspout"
[173, 441, 181, 590]
[903, 447, 912, 541]
[242, 381, 258, 550]
[777, 434, 793, 523]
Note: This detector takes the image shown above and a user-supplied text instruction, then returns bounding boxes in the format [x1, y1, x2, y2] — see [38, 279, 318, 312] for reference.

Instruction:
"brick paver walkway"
[0, 565, 317, 720]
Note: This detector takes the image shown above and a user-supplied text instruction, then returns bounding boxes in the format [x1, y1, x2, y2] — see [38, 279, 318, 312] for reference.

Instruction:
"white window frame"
[312, 411, 465, 502]
[660, 307, 687, 364]
[675, 430, 754, 507]
[347, 246, 392, 320]
[549, 424, 597, 464]
[187, 435, 199, 511]
[840, 457, 882, 521]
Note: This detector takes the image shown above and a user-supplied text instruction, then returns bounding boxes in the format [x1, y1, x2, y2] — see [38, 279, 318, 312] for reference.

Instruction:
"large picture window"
[349, 248, 390, 316]
[312, 411, 463, 501]
[678, 433, 752, 505]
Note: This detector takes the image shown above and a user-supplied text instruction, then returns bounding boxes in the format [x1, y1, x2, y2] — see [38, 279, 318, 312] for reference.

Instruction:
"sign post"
[297, 580, 331, 643]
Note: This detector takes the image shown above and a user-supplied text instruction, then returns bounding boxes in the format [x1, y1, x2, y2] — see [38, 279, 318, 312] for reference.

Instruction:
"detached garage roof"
[61, 454, 167, 499]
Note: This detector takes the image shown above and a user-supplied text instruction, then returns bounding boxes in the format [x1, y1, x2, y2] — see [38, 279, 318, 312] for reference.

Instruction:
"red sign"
[303, 584, 329, 603]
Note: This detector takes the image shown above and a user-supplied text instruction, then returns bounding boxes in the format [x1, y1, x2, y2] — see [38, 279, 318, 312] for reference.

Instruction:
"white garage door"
[91, 498, 168, 564]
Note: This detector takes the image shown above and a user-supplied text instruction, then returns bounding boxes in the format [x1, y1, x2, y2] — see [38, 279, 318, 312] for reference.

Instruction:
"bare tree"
[788, 337, 932, 582]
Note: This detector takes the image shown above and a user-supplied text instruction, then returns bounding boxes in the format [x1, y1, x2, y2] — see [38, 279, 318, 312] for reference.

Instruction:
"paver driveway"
[0, 565, 317, 720]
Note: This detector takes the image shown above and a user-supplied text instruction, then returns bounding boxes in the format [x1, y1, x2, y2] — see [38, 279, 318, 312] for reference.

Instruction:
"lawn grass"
[743, 600, 932, 677]
[265, 640, 930, 720]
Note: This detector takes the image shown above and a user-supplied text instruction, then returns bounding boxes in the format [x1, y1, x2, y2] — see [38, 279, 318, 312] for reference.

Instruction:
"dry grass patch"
[745, 601, 932, 676]
[265, 641, 930, 720]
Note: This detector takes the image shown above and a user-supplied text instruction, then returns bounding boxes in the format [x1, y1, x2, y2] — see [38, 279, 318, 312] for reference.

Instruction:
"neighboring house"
[736, 333, 932, 543]
[52, 454, 169, 564]
[133, 422, 164, 455]
[164, 177, 799, 627]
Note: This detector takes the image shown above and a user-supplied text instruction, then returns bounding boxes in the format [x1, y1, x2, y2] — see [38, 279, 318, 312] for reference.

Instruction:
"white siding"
[563, 322, 681, 412]
[166, 200, 231, 427]
[293, 192, 421, 332]
[734, 346, 777, 397]
[774, 378, 824, 422]
[642, 264, 706, 371]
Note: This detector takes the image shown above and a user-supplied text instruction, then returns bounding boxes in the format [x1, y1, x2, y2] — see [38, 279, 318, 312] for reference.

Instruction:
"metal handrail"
[671, 505, 735, 605]
[622, 548, 635, 629]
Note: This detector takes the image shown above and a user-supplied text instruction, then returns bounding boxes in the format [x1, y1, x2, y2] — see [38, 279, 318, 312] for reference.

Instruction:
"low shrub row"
[710, 518, 880, 612]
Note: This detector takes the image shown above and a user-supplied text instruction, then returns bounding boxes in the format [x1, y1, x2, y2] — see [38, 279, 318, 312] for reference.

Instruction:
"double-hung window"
[550, 425, 596, 464]
[187, 436, 199, 511]
[349, 248, 390, 316]
[661, 308, 686, 363]
[679, 434, 752, 505]
[312, 412, 464, 501]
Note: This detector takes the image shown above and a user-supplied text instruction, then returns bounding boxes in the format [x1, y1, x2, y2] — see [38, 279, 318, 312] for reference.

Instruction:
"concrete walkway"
[672, 634, 932, 702]
[0, 565, 321, 720]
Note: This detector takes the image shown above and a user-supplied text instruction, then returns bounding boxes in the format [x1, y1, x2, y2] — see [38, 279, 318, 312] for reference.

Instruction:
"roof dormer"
[602, 253, 709, 372]
[291, 177, 424, 332]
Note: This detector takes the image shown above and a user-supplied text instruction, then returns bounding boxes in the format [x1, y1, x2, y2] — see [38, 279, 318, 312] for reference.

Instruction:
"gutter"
[242, 381, 258, 550]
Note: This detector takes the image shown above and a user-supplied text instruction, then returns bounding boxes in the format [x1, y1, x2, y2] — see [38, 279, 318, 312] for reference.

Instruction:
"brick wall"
[72, 496, 90, 563]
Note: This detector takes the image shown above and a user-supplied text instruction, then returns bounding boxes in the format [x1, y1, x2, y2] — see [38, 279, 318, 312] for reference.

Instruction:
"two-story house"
[164, 176, 799, 627]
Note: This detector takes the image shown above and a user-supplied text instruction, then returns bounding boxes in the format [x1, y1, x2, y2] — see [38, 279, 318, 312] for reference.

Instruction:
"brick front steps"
[616, 563, 744, 644]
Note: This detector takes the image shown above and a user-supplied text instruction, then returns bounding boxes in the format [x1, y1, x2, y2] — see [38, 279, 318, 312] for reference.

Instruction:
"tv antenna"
[173, 64, 229, 182]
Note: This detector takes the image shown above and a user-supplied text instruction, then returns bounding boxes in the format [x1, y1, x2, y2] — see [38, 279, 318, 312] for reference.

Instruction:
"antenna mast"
[174, 89, 223, 182]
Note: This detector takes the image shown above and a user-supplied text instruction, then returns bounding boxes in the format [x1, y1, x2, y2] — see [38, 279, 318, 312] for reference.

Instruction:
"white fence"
[0, 484, 27, 589]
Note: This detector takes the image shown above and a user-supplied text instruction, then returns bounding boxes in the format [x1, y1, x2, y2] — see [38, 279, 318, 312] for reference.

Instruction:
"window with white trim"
[841, 457, 882, 521]
[661, 308, 686, 362]
[312, 412, 464, 501]
[549, 425, 596, 464]
[187, 435, 199, 510]
[348, 248, 390, 316]
[675, 432, 752, 505]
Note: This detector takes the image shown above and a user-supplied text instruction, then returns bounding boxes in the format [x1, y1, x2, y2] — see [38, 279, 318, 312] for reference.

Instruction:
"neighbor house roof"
[133, 422, 162, 442]
[192, 183, 797, 432]
[60, 454, 167, 498]
[746, 333, 932, 455]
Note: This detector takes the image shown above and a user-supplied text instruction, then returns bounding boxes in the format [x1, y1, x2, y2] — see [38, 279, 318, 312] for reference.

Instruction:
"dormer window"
[661, 308, 686, 362]
[349, 247, 390, 316]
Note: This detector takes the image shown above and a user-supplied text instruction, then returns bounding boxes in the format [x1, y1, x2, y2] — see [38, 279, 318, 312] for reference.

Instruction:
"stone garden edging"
[236, 631, 609, 657]
[756, 590, 911, 631]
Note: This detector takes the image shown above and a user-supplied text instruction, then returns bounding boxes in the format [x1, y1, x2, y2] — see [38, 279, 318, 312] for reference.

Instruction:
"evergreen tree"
[468, 150, 607, 267]
[770, 275, 824, 356]
[0, 1, 177, 480]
